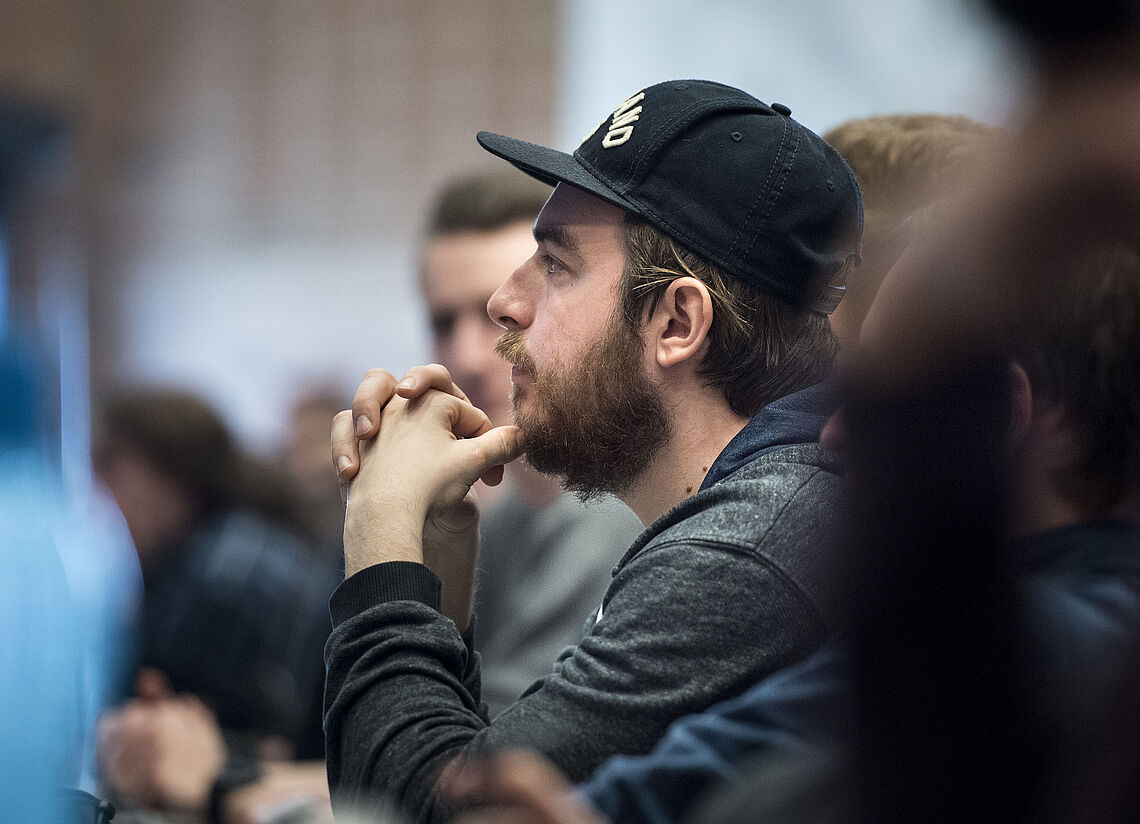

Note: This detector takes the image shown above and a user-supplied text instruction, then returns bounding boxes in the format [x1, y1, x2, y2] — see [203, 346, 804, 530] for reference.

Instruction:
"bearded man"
[325, 79, 862, 823]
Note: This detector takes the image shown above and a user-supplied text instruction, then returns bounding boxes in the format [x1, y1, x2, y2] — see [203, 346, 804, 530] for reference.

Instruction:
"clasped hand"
[331, 365, 524, 624]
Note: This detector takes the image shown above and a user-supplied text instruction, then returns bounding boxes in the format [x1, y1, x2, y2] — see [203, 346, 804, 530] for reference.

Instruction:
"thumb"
[468, 426, 524, 485]
[136, 667, 174, 701]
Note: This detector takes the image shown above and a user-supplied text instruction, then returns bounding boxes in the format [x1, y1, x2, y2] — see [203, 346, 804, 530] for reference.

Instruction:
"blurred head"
[284, 388, 345, 498]
[419, 170, 551, 426]
[1014, 244, 1140, 516]
[824, 114, 997, 348]
[282, 388, 348, 552]
[93, 389, 238, 563]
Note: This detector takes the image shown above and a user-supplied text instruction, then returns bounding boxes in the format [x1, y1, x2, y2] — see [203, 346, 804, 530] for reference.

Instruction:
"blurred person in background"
[821, 114, 997, 351]
[836, 2, 1140, 819]
[281, 387, 351, 564]
[93, 387, 338, 819]
[420, 169, 642, 716]
[693, 241, 1140, 824]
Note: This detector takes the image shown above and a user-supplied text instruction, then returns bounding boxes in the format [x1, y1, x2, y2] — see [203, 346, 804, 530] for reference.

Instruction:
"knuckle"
[331, 413, 354, 446]
[351, 395, 377, 415]
[470, 434, 503, 468]
[422, 363, 454, 385]
[362, 367, 394, 382]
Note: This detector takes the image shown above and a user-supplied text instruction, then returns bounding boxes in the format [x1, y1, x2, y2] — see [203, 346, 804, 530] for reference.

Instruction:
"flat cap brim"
[476, 130, 636, 214]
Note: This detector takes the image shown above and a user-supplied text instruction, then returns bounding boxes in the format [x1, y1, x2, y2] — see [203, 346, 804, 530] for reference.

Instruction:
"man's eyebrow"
[533, 224, 579, 254]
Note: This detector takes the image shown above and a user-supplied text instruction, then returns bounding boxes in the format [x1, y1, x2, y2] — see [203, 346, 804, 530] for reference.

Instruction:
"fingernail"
[396, 377, 415, 390]
[355, 415, 373, 436]
[336, 456, 353, 476]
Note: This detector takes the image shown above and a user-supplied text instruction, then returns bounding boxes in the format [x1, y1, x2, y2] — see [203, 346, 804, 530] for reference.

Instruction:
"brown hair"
[94, 387, 302, 528]
[1017, 244, 1140, 512]
[619, 217, 837, 418]
[424, 169, 552, 239]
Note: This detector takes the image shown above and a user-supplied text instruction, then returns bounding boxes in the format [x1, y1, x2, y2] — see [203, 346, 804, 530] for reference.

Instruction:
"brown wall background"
[1, 0, 557, 444]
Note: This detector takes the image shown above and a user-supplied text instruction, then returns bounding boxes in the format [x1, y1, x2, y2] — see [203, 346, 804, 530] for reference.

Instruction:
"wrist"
[343, 499, 426, 575]
[208, 752, 262, 824]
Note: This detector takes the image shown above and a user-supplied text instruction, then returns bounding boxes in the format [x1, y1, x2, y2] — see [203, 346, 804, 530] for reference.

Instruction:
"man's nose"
[487, 261, 533, 331]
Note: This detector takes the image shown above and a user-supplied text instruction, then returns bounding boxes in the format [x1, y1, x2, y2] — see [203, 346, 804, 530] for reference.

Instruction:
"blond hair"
[823, 114, 998, 346]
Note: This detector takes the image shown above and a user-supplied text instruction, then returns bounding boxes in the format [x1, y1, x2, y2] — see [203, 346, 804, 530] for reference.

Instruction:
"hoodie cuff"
[329, 561, 442, 628]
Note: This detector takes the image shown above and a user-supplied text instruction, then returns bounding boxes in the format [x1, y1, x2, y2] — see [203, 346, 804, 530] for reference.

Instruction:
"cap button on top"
[771, 102, 792, 116]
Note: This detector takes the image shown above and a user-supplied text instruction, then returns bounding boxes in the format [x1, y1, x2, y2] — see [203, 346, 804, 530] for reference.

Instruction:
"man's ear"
[651, 277, 714, 368]
[1008, 360, 1034, 450]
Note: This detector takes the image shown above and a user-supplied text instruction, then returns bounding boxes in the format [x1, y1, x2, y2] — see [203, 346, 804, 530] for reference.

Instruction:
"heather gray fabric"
[324, 440, 841, 823]
[476, 491, 642, 717]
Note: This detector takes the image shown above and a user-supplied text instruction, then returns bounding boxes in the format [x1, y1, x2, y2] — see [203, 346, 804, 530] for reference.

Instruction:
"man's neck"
[619, 393, 751, 527]
[1012, 476, 1138, 538]
[1010, 485, 1087, 538]
[1010, 417, 1116, 538]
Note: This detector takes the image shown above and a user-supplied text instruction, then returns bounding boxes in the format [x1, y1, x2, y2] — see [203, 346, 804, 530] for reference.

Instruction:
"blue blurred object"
[0, 328, 140, 821]
[0, 329, 82, 823]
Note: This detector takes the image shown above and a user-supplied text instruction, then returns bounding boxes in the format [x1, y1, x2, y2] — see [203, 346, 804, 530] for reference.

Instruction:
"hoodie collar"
[700, 382, 835, 491]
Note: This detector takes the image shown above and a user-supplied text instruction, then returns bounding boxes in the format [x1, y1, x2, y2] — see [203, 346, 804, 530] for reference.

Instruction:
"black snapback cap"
[478, 79, 862, 313]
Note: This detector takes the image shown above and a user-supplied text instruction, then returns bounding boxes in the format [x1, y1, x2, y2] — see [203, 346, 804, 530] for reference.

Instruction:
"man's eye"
[541, 254, 566, 277]
[430, 314, 456, 340]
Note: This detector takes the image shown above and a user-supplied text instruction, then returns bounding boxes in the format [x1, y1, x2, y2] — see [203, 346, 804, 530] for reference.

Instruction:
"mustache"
[495, 330, 537, 374]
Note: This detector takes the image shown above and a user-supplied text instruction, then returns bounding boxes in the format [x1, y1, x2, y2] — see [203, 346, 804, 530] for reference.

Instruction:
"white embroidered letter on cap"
[602, 92, 645, 148]
[581, 115, 607, 146]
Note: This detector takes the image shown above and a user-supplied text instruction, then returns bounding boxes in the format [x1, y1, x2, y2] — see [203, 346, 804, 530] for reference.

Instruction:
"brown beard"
[495, 318, 670, 500]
